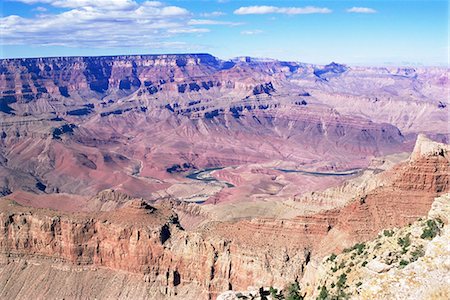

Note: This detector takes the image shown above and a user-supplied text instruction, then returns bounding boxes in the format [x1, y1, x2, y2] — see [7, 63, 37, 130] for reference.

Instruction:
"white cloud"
[33, 6, 48, 12]
[1, 1, 205, 49]
[159, 6, 189, 16]
[142, 1, 163, 7]
[201, 11, 226, 18]
[240, 30, 263, 35]
[234, 6, 332, 15]
[346, 7, 377, 14]
[13, 0, 138, 9]
[188, 19, 242, 26]
[168, 28, 210, 34]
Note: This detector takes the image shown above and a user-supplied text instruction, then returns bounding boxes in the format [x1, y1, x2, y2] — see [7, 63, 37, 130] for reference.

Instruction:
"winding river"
[186, 166, 363, 187]
[274, 168, 363, 177]
[186, 167, 235, 187]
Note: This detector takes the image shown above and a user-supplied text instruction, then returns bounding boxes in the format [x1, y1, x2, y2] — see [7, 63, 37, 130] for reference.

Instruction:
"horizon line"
[0, 52, 447, 68]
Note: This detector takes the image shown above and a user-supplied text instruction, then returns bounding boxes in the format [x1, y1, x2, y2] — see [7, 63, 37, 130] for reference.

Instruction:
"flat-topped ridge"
[410, 134, 450, 161]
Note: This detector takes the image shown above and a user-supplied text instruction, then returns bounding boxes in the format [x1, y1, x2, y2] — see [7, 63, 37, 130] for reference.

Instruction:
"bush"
[421, 219, 441, 240]
[343, 243, 366, 255]
[269, 287, 283, 300]
[383, 229, 394, 237]
[285, 282, 304, 300]
[317, 286, 329, 300]
[355, 243, 366, 255]
[336, 273, 347, 290]
[327, 253, 337, 262]
[399, 259, 409, 267]
[337, 290, 348, 299]
[410, 245, 425, 262]
[398, 233, 411, 253]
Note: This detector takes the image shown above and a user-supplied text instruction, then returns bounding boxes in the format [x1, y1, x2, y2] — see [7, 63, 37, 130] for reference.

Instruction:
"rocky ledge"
[0, 136, 448, 299]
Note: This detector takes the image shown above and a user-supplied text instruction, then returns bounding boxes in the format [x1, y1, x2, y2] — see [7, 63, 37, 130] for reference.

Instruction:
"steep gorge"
[0, 136, 448, 299]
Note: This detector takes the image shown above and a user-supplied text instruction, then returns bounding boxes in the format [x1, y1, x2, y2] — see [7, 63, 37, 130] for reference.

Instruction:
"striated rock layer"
[307, 193, 450, 300]
[1, 54, 448, 204]
[0, 198, 310, 299]
[358, 193, 450, 300]
[0, 136, 449, 299]
[212, 136, 450, 259]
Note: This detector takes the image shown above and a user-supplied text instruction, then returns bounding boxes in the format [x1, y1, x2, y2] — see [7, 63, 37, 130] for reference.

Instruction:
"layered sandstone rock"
[307, 193, 450, 300]
[2, 53, 448, 203]
[0, 198, 310, 299]
[0, 136, 448, 299]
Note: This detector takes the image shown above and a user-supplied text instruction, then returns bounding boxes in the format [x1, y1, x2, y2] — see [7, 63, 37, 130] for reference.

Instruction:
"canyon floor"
[0, 54, 449, 299]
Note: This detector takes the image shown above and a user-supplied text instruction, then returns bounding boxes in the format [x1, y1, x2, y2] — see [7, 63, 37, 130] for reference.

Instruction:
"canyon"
[0, 134, 449, 299]
[0, 53, 449, 299]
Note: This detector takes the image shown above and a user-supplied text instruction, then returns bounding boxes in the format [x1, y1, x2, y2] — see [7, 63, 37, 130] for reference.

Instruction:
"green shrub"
[327, 253, 337, 262]
[399, 259, 409, 267]
[410, 245, 425, 262]
[421, 219, 441, 240]
[398, 233, 411, 253]
[317, 286, 329, 300]
[343, 243, 366, 255]
[354, 243, 366, 255]
[269, 286, 278, 296]
[336, 273, 347, 290]
[285, 282, 304, 300]
[270, 287, 283, 300]
[383, 229, 394, 237]
[337, 289, 348, 299]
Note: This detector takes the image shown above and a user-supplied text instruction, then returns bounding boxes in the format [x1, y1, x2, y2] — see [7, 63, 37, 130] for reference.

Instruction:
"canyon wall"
[0, 199, 311, 299]
[1, 54, 421, 201]
[1, 136, 448, 299]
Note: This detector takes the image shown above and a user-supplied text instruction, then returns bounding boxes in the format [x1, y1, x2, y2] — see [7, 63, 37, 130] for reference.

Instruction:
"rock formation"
[0, 53, 449, 299]
[307, 193, 450, 300]
[0, 135, 448, 299]
[1, 54, 448, 204]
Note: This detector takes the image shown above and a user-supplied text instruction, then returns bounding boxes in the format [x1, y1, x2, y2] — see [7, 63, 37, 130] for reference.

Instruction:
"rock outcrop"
[1, 53, 448, 202]
[0, 136, 448, 299]
[0, 198, 311, 299]
[0, 52, 449, 299]
[308, 193, 450, 300]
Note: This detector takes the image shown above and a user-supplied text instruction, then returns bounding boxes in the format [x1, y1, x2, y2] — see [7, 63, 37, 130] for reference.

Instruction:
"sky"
[0, 0, 448, 66]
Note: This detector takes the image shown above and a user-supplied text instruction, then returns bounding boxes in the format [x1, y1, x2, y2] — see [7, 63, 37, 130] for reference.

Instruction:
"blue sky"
[1, 0, 448, 66]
